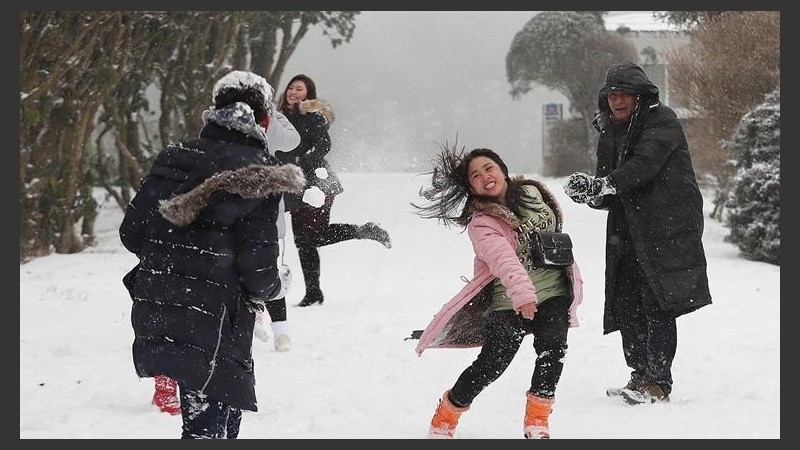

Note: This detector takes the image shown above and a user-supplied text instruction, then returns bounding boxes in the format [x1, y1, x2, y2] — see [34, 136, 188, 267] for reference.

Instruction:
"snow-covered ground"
[20, 172, 779, 438]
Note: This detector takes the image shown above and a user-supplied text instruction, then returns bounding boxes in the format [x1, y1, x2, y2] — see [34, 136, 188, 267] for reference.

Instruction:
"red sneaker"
[152, 375, 181, 415]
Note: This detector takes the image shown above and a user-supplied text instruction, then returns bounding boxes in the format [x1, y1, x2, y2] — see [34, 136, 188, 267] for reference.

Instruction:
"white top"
[265, 109, 300, 240]
[266, 110, 301, 154]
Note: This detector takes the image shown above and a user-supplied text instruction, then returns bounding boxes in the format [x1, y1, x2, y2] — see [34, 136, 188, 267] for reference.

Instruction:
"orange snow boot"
[524, 392, 554, 439]
[428, 390, 470, 439]
[152, 374, 181, 415]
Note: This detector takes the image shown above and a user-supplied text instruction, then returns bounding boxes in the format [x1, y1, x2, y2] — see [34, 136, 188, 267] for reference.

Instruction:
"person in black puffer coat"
[563, 61, 712, 405]
[119, 70, 305, 438]
[275, 74, 392, 307]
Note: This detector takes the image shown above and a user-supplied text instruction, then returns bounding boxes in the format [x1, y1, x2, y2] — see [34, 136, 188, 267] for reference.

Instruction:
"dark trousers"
[613, 257, 677, 395]
[179, 387, 241, 439]
[449, 295, 571, 406]
[290, 195, 362, 295]
[226, 407, 242, 439]
[264, 296, 287, 322]
[291, 195, 360, 248]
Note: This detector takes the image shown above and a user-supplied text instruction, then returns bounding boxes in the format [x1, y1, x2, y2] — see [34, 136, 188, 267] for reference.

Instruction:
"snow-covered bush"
[723, 88, 780, 265]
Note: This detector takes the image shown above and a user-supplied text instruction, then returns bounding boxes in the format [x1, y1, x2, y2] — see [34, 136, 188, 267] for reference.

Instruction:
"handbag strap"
[517, 217, 540, 245]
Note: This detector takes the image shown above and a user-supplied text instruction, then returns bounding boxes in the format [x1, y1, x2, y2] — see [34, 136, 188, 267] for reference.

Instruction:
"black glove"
[589, 176, 617, 197]
[564, 172, 616, 204]
[563, 172, 594, 203]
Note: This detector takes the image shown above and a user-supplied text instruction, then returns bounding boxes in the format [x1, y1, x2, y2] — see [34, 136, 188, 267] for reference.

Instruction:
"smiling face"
[467, 156, 508, 204]
[285, 80, 309, 107]
[608, 91, 638, 124]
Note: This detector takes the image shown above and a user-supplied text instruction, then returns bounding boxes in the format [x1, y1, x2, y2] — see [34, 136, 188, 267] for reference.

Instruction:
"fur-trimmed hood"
[470, 198, 520, 229]
[202, 102, 267, 145]
[298, 98, 335, 125]
[159, 163, 305, 227]
[468, 177, 565, 232]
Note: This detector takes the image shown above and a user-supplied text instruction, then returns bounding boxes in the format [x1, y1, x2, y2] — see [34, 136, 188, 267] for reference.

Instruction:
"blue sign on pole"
[544, 103, 563, 120]
[542, 103, 563, 158]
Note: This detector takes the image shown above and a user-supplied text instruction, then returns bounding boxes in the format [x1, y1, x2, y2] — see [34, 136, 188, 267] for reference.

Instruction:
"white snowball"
[302, 186, 326, 208]
[315, 167, 329, 179]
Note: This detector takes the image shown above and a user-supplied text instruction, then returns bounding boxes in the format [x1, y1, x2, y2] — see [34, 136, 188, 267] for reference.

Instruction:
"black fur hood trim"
[159, 163, 305, 227]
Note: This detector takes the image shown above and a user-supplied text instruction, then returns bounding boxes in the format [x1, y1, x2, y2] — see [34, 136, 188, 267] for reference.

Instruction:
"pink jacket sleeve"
[467, 215, 538, 311]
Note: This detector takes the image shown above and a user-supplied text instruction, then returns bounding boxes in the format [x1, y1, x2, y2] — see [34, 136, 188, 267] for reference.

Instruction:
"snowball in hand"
[315, 167, 329, 179]
[302, 186, 326, 208]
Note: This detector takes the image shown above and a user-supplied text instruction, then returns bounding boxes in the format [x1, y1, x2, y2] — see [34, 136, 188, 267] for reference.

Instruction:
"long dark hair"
[278, 74, 317, 114]
[412, 141, 536, 228]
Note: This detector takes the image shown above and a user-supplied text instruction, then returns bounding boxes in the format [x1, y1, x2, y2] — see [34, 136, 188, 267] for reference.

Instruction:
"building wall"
[541, 27, 692, 174]
[615, 29, 691, 111]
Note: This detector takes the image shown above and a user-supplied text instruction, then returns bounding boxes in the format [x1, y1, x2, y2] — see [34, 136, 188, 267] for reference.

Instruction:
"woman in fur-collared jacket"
[412, 145, 584, 439]
[276, 74, 391, 307]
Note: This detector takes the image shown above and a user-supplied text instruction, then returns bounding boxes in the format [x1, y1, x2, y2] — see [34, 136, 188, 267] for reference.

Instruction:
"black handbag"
[527, 230, 574, 269]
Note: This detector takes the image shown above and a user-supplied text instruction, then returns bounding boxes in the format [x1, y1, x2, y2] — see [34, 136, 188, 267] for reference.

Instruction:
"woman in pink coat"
[412, 146, 584, 439]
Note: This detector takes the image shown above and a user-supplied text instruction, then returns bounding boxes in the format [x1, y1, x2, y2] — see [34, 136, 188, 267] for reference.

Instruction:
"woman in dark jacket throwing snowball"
[275, 74, 391, 307]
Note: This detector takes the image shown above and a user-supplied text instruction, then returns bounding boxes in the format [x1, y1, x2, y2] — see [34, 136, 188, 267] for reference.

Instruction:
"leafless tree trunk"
[20, 11, 360, 262]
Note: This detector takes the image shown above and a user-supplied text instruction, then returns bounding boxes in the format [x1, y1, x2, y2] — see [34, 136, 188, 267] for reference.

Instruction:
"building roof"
[605, 11, 681, 32]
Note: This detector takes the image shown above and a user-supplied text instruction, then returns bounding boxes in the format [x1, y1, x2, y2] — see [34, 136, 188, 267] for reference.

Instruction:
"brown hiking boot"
[620, 380, 670, 405]
[606, 377, 644, 397]
[429, 390, 470, 439]
[524, 392, 554, 439]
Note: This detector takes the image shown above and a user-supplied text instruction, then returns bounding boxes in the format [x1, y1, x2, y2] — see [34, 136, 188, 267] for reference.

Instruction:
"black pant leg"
[311, 223, 361, 247]
[264, 297, 287, 322]
[179, 387, 229, 439]
[297, 246, 321, 294]
[614, 258, 677, 394]
[449, 310, 525, 407]
[226, 407, 242, 439]
[640, 288, 676, 394]
[614, 255, 650, 382]
[528, 295, 571, 398]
